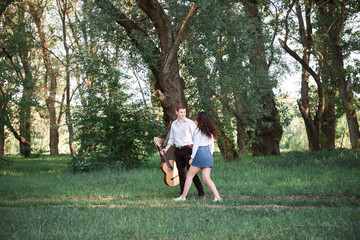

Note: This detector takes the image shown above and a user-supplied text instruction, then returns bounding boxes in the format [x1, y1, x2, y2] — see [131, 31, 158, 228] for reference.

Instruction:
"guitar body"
[154, 137, 179, 187]
[160, 159, 179, 187]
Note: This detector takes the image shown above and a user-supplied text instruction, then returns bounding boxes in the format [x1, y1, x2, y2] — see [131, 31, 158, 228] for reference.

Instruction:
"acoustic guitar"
[153, 137, 179, 187]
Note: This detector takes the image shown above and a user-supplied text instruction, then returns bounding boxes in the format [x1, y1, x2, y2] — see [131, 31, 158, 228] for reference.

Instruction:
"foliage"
[1, 0, 360, 159]
[177, 0, 285, 156]
[71, 101, 162, 171]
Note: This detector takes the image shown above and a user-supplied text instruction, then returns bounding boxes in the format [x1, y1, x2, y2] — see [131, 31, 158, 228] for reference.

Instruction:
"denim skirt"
[191, 146, 213, 168]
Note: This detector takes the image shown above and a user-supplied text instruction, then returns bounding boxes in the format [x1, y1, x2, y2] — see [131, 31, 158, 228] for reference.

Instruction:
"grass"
[0, 149, 359, 239]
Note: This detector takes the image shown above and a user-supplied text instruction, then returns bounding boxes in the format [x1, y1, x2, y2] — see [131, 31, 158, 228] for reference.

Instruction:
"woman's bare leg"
[181, 166, 201, 199]
[201, 167, 221, 199]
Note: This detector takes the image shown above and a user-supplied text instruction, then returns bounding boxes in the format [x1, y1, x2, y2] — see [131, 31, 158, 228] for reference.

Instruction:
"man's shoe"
[174, 195, 186, 201]
[199, 195, 206, 200]
[213, 197, 222, 202]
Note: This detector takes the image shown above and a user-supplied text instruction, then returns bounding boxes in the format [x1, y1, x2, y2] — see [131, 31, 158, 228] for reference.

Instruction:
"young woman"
[174, 112, 222, 202]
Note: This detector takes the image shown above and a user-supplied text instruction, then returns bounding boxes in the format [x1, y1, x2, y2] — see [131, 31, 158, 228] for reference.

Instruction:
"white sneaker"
[213, 198, 222, 202]
[174, 195, 186, 201]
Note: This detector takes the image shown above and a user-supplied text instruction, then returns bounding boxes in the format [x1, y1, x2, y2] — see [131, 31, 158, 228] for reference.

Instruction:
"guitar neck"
[160, 148, 171, 168]
[155, 141, 172, 169]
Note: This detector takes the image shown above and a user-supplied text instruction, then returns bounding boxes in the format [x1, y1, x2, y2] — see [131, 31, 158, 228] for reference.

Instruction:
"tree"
[93, 0, 201, 163]
[316, 0, 360, 148]
[279, 0, 359, 151]
[279, 0, 325, 151]
[26, 0, 59, 156]
[95, 0, 198, 129]
[181, 1, 283, 158]
[242, 0, 283, 156]
[1, 2, 35, 157]
[56, 0, 76, 156]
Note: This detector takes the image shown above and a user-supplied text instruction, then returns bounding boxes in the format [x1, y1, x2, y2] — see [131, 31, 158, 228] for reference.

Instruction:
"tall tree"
[94, 0, 200, 162]
[279, 0, 325, 151]
[94, 0, 198, 130]
[316, 0, 360, 148]
[242, 0, 283, 156]
[57, 0, 76, 156]
[1, 3, 34, 156]
[26, 0, 59, 156]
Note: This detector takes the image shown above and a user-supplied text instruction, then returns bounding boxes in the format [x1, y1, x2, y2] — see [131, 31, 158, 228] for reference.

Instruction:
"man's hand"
[189, 158, 193, 165]
[160, 149, 166, 156]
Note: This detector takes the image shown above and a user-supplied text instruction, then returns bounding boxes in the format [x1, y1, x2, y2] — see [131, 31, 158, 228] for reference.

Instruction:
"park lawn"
[0, 149, 359, 239]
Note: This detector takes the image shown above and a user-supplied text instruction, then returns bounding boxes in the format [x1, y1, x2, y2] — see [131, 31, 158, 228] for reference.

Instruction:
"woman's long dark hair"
[196, 112, 219, 140]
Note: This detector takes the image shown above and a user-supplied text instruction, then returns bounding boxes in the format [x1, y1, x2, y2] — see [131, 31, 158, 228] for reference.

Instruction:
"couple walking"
[162, 105, 222, 202]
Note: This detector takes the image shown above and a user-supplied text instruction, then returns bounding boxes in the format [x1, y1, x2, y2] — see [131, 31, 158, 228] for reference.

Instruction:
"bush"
[70, 51, 162, 172]
[72, 99, 162, 172]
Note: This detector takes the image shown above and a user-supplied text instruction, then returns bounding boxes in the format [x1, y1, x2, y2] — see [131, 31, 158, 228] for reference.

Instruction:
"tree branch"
[278, 38, 325, 121]
[163, 4, 200, 73]
[278, 38, 321, 86]
[94, 0, 161, 73]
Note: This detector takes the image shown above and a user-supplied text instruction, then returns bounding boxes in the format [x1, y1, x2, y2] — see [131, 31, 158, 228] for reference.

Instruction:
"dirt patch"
[78, 203, 323, 210]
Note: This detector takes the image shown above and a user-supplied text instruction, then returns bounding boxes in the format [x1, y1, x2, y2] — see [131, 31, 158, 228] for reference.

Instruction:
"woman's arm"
[209, 135, 214, 155]
[191, 129, 200, 159]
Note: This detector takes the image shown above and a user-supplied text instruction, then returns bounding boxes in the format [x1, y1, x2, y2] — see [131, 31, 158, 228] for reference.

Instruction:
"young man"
[163, 105, 205, 199]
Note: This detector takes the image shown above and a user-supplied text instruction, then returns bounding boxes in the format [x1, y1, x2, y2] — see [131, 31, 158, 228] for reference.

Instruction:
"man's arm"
[189, 120, 197, 138]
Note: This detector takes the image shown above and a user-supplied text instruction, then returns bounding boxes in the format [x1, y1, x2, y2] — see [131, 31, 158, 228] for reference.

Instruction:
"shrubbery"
[71, 97, 162, 172]
[70, 52, 162, 172]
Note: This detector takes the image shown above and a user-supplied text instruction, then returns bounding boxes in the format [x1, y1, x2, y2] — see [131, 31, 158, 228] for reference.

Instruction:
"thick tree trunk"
[19, 48, 33, 157]
[0, 85, 4, 156]
[0, 123, 4, 156]
[243, 0, 283, 156]
[19, 106, 31, 157]
[235, 103, 248, 155]
[320, 95, 336, 149]
[252, 94, 283, 156]
[27, 0, 59, 156]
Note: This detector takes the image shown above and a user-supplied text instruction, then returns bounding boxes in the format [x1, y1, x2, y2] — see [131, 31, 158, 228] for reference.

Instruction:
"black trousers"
[174, 146, 205, 197]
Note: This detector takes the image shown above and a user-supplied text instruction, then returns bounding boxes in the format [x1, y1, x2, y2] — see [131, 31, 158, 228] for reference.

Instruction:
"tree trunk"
[0, 81, 5, 156]
[251, 94, 283, 156]
[19, 101, 31, 157]
[19, 44, 33, 157]
[235, 103, 248, 155]
[0, 123, 4, 156]
[208, 107, 238, 160]
[320, 94, 336, 149]
[27, 0, 59, 156]
[242, 0, 283, 156]
[57, 0, 76, 156]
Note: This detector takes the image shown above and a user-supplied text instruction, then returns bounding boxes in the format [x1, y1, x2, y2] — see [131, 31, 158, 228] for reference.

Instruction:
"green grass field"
[1, 149, 359, 239]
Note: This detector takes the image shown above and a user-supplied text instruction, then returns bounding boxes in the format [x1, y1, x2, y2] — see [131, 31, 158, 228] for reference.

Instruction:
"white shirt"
[191, 128, 214, 159]
[168, 117, 196, 148]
